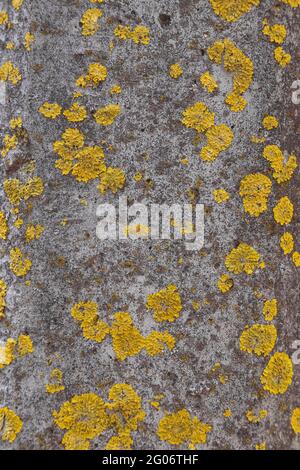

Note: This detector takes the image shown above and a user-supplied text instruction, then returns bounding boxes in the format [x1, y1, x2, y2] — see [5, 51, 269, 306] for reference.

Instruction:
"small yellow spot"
[262, 115, 279, 130]
[39, 102, 62, 119]
[80, 8, 103, 36]
[94, 104, 121, 126]
[280, 232, 294, 255]
[273, 196, 294, 225]
[169, 63, 183, 79]
[0, 407, 23, 443]
[110, 85, 122, 95]
[213, 189, 229, 204]
[274, 47, 291, 68]
[199, 71, 218, 93]
[263, 299, 278, 322]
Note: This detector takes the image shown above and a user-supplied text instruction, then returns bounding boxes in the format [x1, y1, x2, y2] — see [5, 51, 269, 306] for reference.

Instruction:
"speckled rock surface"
[0, 0, 300, 450]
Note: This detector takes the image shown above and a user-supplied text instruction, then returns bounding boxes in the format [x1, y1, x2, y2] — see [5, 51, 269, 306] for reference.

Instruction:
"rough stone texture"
[0, 0, 299, 450]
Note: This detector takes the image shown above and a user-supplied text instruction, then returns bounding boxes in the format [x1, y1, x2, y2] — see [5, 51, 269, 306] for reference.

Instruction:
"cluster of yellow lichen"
[169, 63, 183, 79]
[0, 407, 23, 443]
[53, 384, 145, 450]
[262, 115, 279, 131]
[157, 409, 212, 449]
[94, 104, 121, 126]
[181, 101, 234, 162]
[71, 301, 175, 361]
[4, 177, 44, 206]
[262, 299, 278, 321]
[46, 369, 65, 394]
[0, 61, 22, 85]
[0, 335, 34, 369]
[207, 39, 254, 112]
[52, 128, 125, 192]
[246, 409, 268, 423]
[146, 284, 183, 322]
[263, 145, 297, 184]
[0, 279, 7, 319]
[209, 0, 260, 22]
[80, 8, 103, 36]
[0, 212, 9, 240]
[239, 324, 277, 356]
[291, 408, 300, 434]
[239, 173, 272, 217]
[9, 247, 32, 277]
[76, 63, 107, 88]
[217, 273, 234, 293]
[114, 25, 150, 45]
[25, 224, 44, 243]
[200, 71, 218, 93]
[273, 196, 294, 226]
[262, 19, 291, 67]
[260, 352, 293, 394]
[225, 243, 264, 275]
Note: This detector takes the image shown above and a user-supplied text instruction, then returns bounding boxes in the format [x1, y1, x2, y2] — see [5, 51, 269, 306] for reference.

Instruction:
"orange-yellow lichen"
[273, 196, 293, 225]
[280, 0, 300, 6]
[80, 8, 102, 36]
[76, 63, 107, 88]
[39, 102, 62, 119]
[9, 248, 32, 277]
[12, 0, 24, 10]
[262, 20, 287, 44]
[114, 25, 150, 45]
[239, 324, 277, 356]
[207, 39, 253, 112]
[157, 409, 212, 449]
[146, 284, 183, 322]
[239, 173, 272, 217]
[9, 117, 22, 130]
[0, 334, 34, 369]
[0, 408, 23, 443]
[291, 408, 300, 434]
[94, 104, 121, 126]
[263, 145, 297, 183]
[0, 212, 8, 240]
[71, 301, 110, 343]
[25, 224, 44, 243]
[4, 177, 44, 206]
[46, 368, 65, 394]
[262, 115, 279, 130]
[1, 134, 18, 157]
[181, 102, 215, 133]
[217, 274, 234, 293]
[263, 299, 278, 322]
[260, 352, 293, 394]
[0, 62, 22, 85]
[63, 103, 87, 123]
[292, 252, 300, 267]
[280, 232, 294, 255]
[53, 384, 145, 450]
[200, 124, 234, 162]
[246, 409, 268, 423]
[209, 0, 260, 22]
[110, 85, 122, 95]
[200, 71, 218, 93]
[225, 243, 264, 275]
[98, 167, 125, 194]
[169, 63, 183, 79]
[24, 32, 35, 51]
[0, 279, 7, 319]
[274, 47, 291, 67]
[0, 11, 9, 25]
[17, 334, 34, 356]
[213, 189, 229, 203]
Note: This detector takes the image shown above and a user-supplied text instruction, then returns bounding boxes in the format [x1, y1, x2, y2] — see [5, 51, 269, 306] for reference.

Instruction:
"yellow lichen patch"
[209, 0, 260, 22]
[169, 63, 183, 79]
[239, 324, 277, 356]
[146, 284, 183, 322]
[39, 102, 62, 119]
[110, 312, 175, 360]
[274, 47, 291, 67]
[12, 0, 24, 10]
[114, 25, 150, 45]
[71, 301, 110, 343]
[263, 299, 278, 322]
[262, 115, 279, 130]
[4, 177, 44, 206]
[25, 224, 44, 243]
[207, 39, 253, 112]
[280, 232, 294, 255]
[181, 102, 215, 133]
[0, 62, 22, 85]
[225, 243, 263, 275]
[239, 173, 272, 217]
[9, 248, 32, 277]
[10, 117, 22, 130]
[262, 20, 287, 44]
[0, 408, 23, 443]
[273, 196, 293, 225]
[76, 63, 107, 88]
[110, 85, 122, 95]
[217, 274, 233, 293]
[17, 335, 34, 356]
[260, 352, 293, 394]
[46, 368, 65, 394]
[280, 0, 300, 6]
[0, 11, 9, 25]
[80, 8, 102, 36]
[256, 442, 266, 450]
[0, 212, 9, 240]
[291, 408, 300, 434]
[263, 145, 297, 183]
[63, 103, 87, 123]
[157, 409, 212, 449]
[6, 42, 15, 50]
[53, 384, 145, 450]
[98, 167, 125, 194]
[94, 104, 121, 126]
[292, 252, 300, 267]
[0, 279, 7, 319]
[199, 71, 218, 93]
[200, 124, 234, 162]
[1, 134, 18, 157]
[14, 218, 24, 229]
[246, 409, 268, 423]
[24, 32, 35, 51]
[223, 409, 231, 418]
